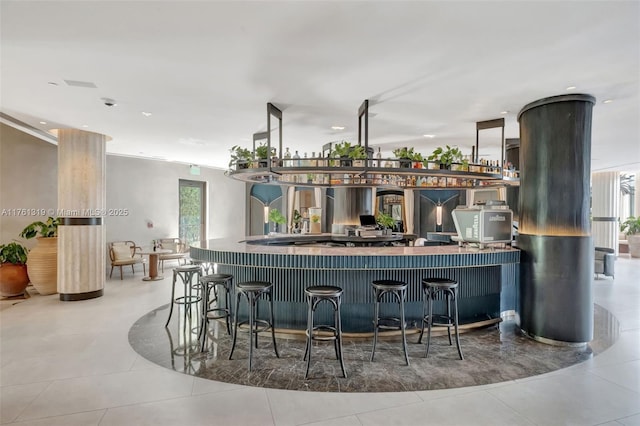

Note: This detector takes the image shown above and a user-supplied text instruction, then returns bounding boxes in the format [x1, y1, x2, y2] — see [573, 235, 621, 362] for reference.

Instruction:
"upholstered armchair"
[594, 247, 615, 279]
[109, 241, 146, 280]
[158, 238, 189, 271]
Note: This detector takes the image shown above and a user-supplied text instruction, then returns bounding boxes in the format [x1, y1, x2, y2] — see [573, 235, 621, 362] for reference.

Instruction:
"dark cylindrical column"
[517, 94, 595, 344]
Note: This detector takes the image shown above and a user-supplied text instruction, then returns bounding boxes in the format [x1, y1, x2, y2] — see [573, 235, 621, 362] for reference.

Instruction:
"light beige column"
[592, 171, 620, 254]
[56, 129, 108, 301]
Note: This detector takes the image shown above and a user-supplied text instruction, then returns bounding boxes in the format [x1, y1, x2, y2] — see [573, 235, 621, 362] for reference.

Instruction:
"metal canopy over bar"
[475, 117, 505, 168]
[230, 102, 518, 190]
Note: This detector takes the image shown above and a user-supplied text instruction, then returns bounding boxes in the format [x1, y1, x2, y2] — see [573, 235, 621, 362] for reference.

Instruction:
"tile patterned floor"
[129, 303, 616, 392]
[1, 256, 638, 425]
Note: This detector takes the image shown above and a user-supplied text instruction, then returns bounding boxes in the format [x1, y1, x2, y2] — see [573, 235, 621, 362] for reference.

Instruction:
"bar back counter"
[191, 236, 520, 334]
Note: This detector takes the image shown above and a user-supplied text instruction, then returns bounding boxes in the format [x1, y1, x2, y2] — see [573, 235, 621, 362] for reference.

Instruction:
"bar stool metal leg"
[453, 289, 464, 360]
[248, 292, 255, 371]
[370, 288, 380, 362]
[229, 292, 242, 361]
[336, 296, 347, 378]
[399, 288, 409, 366]
[269, 290, 279, 357]
[426, 287, 434, 357]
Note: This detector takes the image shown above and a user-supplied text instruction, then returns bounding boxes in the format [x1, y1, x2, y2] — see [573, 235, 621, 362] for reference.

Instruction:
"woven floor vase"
[27, 237, 58, 295]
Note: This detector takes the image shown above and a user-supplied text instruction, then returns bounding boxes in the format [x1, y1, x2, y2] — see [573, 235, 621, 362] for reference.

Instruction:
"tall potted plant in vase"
[0, 242, 30, 297]
[620, 216, 640, 258]
[268, 208, 287, 234]
[20, 217, 59, 295]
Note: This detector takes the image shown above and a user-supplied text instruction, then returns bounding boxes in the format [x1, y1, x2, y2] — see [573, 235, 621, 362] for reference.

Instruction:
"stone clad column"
[592, 172, 620, 254]
[56, 129, 109, 301]
[517, 94, 595, 344]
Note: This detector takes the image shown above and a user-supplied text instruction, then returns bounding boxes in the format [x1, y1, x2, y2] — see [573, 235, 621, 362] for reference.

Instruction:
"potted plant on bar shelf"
[620, 216, 640, 258]
[255, 143, 271, 168]
[393, 147, 421, 168]
[19, 217, 59, 295]
[229, 145, 252, 170]
[0, 241, 30, 298]
[332, 141, 367, 167]
[427, 145, 466, 170]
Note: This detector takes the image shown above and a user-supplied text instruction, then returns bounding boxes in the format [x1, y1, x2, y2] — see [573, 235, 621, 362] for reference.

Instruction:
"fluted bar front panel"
[191, 243, 518, 333]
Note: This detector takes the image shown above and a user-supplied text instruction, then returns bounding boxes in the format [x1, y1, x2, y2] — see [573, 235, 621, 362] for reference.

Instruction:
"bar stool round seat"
[165, 264, 202, 328]
[229, 280, 279, 371]
[199, 273, 233, 351]
[304, 285, 347, 379]
[370, 279, 410, 366]
[418, 278, 464, 360]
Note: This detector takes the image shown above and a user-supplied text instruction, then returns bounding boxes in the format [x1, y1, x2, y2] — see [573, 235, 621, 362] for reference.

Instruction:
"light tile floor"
[1, 256, 638, 426]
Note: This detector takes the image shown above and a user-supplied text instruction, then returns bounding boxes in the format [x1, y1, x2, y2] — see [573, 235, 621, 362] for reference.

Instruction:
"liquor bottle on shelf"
[293, 150, 300, 166]
[376, 147, 382, 167]
[311, 152, 317, 167]
[284, 147, 291, 167]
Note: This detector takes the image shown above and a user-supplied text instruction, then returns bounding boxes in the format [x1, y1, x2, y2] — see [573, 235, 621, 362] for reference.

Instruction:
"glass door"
[179, 179, 206, 244]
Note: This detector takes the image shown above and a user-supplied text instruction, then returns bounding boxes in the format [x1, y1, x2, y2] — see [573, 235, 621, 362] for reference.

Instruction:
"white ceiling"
[1, 1, 639, 172]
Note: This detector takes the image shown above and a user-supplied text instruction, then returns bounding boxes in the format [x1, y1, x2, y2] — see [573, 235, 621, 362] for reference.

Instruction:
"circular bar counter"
[190, 236, 520, 334]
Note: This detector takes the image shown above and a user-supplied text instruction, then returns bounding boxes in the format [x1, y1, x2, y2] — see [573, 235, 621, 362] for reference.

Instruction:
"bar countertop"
[192, 234, 519, 258]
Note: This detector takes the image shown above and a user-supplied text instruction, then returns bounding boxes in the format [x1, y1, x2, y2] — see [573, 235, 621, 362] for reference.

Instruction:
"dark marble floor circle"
[128, 304, 619, 393]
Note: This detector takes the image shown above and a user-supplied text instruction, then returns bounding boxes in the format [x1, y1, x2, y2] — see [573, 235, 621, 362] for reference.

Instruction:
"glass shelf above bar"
[226, 158, 519, 189]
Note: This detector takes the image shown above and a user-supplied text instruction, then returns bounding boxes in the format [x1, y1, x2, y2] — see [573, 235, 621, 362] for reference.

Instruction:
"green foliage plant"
[392, 147, 416, 160]
[376, 212, 395, 229]
[620, 216, 640, 236]
[255, 143, 270, 160]
[332, 141, 355, 158]
[427, 145, 464, 169]
[348, 145, 368, 160]
[268, 208, 287, 225]
[0, 242, 28, 265]
[229, 145, 252, 167]
[20, 217, 59, 239]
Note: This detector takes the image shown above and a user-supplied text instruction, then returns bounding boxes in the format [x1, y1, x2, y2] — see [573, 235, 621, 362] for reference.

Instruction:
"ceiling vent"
[64, 80, 97, 88]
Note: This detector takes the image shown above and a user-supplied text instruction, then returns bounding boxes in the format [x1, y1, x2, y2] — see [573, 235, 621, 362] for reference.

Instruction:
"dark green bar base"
[518, 234, 593, 343]
[59, 289, 104, 301]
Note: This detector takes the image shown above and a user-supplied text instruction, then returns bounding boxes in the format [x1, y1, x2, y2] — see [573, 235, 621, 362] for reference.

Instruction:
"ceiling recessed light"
[500, 111, 509, 115]
[81, 124, 89, 128]
[142, 111, 152, 117]
[39, 121, 47, 125]
[331, 126, 345, 130]
[47, 82, 58, 86]
[566, 86, 577, 90]
[423, 134, 435, 138]
[603, 99, 613, 104]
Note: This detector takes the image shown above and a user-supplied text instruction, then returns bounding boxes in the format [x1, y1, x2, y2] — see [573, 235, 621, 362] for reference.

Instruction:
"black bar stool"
[165, 264, 202, 328]
[228, 281, 279, 371]
[418, 278, 464, 360]
[370, 279, 410, 366]
[303, 285, 347, 379]
[199, 273, 233, 352]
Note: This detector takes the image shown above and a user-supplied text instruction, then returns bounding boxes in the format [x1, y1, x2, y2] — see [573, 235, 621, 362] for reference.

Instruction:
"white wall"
[0, 124, 58, 249]
[105, 155, 246, 245]
[0, 124, 246, 253]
